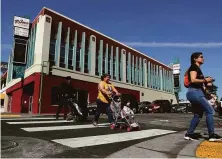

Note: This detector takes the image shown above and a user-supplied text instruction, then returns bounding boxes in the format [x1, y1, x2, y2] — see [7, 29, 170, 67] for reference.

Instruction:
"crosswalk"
[2, 116, 177, 149]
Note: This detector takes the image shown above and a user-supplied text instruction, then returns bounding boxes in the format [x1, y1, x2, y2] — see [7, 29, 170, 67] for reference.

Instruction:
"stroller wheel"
[127, 127, 131, 132]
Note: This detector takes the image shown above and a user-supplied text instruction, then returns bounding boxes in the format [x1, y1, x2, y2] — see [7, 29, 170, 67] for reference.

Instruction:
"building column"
[115, 47, 119, 81]
[110, 46, 113, 79]
[121, 49, 126, 83]
[154, 64, 156, 89]
[156, 65, 159, 90]
[55, 22, 62, 67]
[150, 63, 153, 88]
[72, 30, 77, 71]
[139, 57, 142, 86]
[135, 56, 138, 84]
[159, 66, 163, 90]
[99, 40, 103, 76]
[143, 59, 147, 87]
[88, 35, 96, 75]
[80, 32, 85, 72]
[127, 52, 131, 83]
[105, 44, 108, 74]
[147, 61, 150, 88]
[163, 68, 166, 91]
[131, 55, 134, 84]
[65, 27, 70, 69]
[34, 15, 52, 67]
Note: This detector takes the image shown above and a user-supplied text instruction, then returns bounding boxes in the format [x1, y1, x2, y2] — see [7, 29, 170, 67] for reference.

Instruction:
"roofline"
[43, 7, 172, 69]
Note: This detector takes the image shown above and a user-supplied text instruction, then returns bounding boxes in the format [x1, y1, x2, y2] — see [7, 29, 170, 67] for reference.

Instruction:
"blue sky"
[1, 0, 222, 99]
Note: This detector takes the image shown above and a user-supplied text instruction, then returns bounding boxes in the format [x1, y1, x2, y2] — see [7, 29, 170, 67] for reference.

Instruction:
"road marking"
[52, 129, 176, 148]
[0, 114, 21, 118]
[7, 120, 73, 124]
[21, 123, 110, 132]
[1, 117, 56, 121]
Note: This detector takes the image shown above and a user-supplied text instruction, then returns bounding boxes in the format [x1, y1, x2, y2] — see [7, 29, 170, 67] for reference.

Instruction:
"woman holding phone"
[184, 52, 221, 141]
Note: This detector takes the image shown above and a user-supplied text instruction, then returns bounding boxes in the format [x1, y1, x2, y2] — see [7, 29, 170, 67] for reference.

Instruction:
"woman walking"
[184, 52, 221, 141]
[93, 74, 120, 129]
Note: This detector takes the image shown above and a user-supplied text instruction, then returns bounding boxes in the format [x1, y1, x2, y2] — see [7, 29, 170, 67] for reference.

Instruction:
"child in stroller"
[110, 95, 140, 132]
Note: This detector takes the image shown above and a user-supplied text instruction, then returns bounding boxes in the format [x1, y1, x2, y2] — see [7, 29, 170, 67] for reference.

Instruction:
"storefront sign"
[173, 64, 180, 74]
[14, 27, 29, 37]
[14, 16, 30, 29]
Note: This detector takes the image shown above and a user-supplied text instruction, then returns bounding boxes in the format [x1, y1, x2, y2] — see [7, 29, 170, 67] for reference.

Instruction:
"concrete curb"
[107, 128, 222, 158]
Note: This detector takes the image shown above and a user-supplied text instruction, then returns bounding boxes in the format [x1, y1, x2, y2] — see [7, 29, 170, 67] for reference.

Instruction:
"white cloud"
[123, 42, 222, 48]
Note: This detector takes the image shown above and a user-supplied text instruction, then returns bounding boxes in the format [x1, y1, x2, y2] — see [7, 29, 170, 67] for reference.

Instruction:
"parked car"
[171, 103, 192, 113]
[152, 100, 172, 113]
[121, 94, 139, 113]
[138, 101, 160, 114]
[171, 104, 187, 113]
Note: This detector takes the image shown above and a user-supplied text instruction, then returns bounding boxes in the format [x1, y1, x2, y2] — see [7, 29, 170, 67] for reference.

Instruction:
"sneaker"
[93, 121, 98, 126]
[209, 133, 222, 142]
[110, 123, 116, 129]
[184, 133, 199, 141]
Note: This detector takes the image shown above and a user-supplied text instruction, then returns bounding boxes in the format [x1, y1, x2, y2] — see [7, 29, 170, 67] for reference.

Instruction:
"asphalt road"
[1, 113, 222, 158]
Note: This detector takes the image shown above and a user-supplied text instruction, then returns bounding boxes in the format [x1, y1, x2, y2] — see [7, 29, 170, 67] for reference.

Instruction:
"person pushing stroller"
[93, 74, 121, 128]
[56, 76, 82, 121]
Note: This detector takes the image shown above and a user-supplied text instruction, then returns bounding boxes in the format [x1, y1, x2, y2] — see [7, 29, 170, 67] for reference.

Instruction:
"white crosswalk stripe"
[21, 123, 110, 132]
[7, 120, 73, 124]
[52, 129, 176, 148]
[1, 117, 56, 121]
[3, 117, 177, 149]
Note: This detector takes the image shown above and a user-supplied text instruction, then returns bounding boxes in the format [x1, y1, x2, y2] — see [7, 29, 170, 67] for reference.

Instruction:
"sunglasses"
[199, 56, 204, 58]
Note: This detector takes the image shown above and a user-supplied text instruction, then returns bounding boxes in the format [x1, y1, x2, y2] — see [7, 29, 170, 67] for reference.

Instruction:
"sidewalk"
[0, 113, 55, 118]
[107, 128, 222, 158]
[195, 128, 222, 158]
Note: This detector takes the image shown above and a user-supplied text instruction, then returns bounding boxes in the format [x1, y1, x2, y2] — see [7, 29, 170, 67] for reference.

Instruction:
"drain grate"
[1, 140, 18, 150]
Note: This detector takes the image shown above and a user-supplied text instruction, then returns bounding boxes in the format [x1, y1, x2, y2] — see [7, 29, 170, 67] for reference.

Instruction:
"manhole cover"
[1, 140, 18, 150]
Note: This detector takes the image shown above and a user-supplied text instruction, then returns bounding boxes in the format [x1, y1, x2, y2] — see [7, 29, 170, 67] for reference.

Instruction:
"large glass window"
[76, 35, 81, 71]
[84, 38, 89, 73]
[59, 44, 65, 68]
[102, 45, 106, 74]
[108, 46, 111, 75]
[49, 39, 56, 62]
[68, 44, 73, 70]
[95, 40, 100, 76]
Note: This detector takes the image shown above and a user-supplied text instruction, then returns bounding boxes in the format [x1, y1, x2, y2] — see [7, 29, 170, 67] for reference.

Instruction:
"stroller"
[110, 94, 140, 132]
[65, 94, 83, 122]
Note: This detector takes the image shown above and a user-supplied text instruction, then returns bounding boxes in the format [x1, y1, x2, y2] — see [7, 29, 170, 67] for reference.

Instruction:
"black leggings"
[94, 99, 114, 123]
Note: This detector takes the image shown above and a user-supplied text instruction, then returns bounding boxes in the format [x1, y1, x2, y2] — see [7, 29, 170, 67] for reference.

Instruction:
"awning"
[0, 93, 5, 99]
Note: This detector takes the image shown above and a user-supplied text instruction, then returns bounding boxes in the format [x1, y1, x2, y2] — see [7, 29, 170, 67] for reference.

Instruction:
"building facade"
[4, 7, 177, 115]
